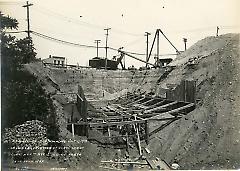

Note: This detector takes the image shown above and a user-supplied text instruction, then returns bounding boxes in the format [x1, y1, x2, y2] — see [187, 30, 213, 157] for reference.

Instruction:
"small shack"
[43, 55, 65, 66]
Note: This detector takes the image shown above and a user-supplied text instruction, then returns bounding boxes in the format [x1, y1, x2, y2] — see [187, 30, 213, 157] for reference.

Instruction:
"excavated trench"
[6, 33, 239, 170]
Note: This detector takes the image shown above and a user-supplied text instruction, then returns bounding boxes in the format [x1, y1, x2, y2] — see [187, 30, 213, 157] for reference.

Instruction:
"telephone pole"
[216, 26, 219, 37]
[104, 28, 111, 70]
[145, 32, 151, 68]
[94, 40, 101, 57]
[22, 1, 33, 39]
[183, 38, 187, 51]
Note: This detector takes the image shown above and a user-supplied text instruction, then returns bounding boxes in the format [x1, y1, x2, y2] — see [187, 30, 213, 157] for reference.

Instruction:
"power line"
[4, 30, 27, 34]
[32, 30, 177, 57]
[32, 31, 101, 49]
[0, 1, 23, 5]
[124, 36, 144, 47]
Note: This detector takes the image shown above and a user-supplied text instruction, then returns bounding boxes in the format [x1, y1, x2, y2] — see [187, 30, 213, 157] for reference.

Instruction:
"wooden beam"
[118, 95, 137, 104]
[136, 98, 153, 105]
[76, 93, 84, 101]
[145, 99, 166, 110]
[121, 96, 142, 105]
[114, 94, 135, 103]
[93, 116, 128, 121]
[148, 116, 182, 121]
[114, 104, 128, 111]
[146, 158, 157, 169]
[134, 115, 142, 156]
[126, 96, 146, 106]
[71, 123, 75, 138]
[106, 105, 117, 112]
[149, 103, 195, 119]
[145, 101, 178, 113]
[145, 120, 149, 144]
[126, 109, 143, 113]
[107, 127, 111, 137]
[70, 119, 146, 127]
[141, 98, 156, 105]
[88, 134, 136, 140]
[126, 132, 129, 152]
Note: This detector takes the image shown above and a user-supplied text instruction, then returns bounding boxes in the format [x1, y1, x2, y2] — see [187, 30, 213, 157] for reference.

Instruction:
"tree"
[1, 14, 53, 128]
[1, 13, 36, 80]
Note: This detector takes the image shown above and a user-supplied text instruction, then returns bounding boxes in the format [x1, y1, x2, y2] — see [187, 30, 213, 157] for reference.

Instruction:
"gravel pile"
[2, 120, 49, 160]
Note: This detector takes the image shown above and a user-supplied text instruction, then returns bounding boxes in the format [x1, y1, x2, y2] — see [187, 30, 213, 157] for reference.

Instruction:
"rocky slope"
[148, 33, 240, 169]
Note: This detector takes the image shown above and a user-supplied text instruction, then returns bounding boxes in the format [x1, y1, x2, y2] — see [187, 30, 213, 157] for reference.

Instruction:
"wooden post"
[86, 125, 89, 138]
[134, 115, 142, 156]
[71, 123, 75, 138]
[108, 127, 111, 137]
[71, 104, 74, 122]
[216, 26, 219, 36]
[126, 132, 129, 152]
[145, 120, 149, 145]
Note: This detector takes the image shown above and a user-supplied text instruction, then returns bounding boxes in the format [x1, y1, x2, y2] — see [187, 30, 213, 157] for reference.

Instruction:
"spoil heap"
[2, 120, 48, 163]
[3, 120, 48, 146]
[147, 33, 240, 169]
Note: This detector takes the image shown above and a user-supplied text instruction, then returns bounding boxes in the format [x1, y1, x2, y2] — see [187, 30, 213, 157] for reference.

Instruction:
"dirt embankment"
[148, 33, 240, 169]
[23, 33, 240, 170]
[23, 62, 166, 170]
[26, 63, 165, 101]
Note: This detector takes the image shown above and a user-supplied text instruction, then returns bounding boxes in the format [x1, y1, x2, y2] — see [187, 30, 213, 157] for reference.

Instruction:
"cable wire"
[32, 31, 102, 49]
[4, 30, 27, 34]
[32, 30, 177, 57]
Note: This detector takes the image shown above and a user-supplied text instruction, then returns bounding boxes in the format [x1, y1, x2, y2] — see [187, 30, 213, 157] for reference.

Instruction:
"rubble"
[3, 120, 48, 145]
[2, 120, 49, 162]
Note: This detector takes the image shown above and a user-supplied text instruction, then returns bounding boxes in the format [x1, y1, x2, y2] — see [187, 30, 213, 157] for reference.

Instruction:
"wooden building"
[42, 55, 65, 66]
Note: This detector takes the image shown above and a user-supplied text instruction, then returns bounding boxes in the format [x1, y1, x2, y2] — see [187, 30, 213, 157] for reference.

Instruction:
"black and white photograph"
[1, 0, 240, 170]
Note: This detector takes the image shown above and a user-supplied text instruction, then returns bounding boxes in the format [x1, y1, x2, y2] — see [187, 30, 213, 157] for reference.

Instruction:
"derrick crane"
[117, 49, 155, 68]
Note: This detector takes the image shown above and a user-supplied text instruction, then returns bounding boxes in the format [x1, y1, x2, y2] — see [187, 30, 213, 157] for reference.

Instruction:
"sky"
[1, 0, 240, 68]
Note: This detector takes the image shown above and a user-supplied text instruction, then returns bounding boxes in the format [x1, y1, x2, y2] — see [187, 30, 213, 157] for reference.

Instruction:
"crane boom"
[118, 50, 155, 67]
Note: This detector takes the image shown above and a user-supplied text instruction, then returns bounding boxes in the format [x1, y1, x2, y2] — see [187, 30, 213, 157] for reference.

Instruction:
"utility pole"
[216, 26, 219, 37]
[94, 39, 101, 58]
[104, 28, 111, 70]
[22, 1, 33, 39]
[145, 32, 151, 68]
[183, 38, 187, 51]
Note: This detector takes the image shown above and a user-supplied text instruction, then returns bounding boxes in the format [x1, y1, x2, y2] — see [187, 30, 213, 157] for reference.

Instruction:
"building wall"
[53, 58, 65, 66]
[43, 57, 65, 66]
